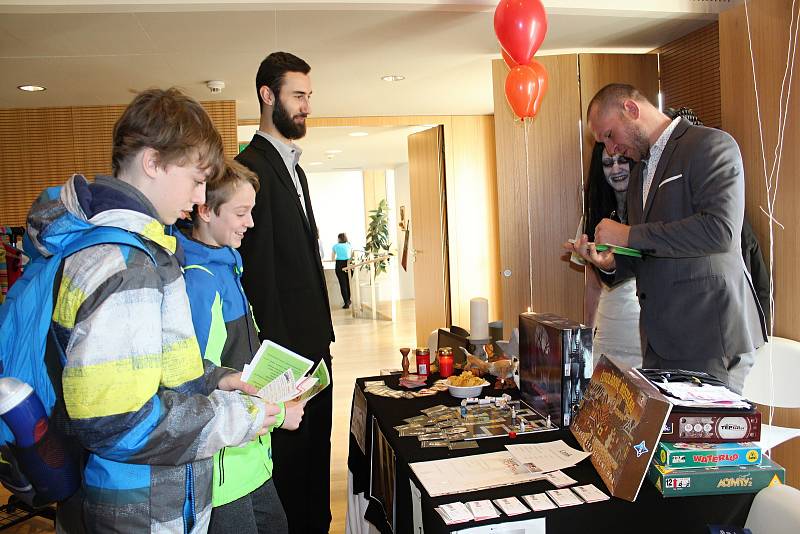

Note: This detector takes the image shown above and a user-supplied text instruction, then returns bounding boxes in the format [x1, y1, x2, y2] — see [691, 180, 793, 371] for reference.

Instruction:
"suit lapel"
[642, 119, 690, 220]
[250, 135, 311, 232]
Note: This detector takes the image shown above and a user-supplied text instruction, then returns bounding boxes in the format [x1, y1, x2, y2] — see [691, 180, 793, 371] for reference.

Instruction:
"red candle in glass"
[438, 347, 454, 378]
[415, 348, 430, 377]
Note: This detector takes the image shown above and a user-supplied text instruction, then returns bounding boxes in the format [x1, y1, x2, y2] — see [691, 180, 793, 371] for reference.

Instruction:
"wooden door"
[408, 126, 450, 346]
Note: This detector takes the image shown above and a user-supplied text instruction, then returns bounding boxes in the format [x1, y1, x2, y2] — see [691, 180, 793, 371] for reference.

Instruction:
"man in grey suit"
[569, 83, 766, 393]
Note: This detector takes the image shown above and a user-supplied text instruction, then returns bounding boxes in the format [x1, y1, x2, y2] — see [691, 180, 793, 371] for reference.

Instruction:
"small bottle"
[415, 348, 430, 377]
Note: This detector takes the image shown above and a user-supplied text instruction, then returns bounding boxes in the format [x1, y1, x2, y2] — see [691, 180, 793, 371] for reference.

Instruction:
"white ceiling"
[0, 1, 734, 118]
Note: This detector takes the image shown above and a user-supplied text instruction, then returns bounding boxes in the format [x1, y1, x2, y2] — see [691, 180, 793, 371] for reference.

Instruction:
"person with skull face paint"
[236, 52, 334, 534]
[583, 142, 644, 369]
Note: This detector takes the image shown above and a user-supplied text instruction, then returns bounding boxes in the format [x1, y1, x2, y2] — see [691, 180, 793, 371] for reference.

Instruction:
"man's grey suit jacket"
[614, 118, 766, 361]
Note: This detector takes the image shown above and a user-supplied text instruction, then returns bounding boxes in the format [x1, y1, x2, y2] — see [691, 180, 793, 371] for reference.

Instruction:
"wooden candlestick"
[400, 347, 411, 377]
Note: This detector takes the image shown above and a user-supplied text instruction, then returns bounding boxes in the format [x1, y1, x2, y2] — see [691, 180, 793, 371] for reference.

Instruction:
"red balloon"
[494, 0, 548, 66]
[528, 59, 549, 117]
[505, 65, 539, 119]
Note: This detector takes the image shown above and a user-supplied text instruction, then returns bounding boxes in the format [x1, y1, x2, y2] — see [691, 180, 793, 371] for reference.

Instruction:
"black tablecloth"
[348, 374, 754, 534]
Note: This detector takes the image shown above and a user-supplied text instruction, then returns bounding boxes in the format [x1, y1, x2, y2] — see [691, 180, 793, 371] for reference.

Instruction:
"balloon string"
[744, 0, 799, 437]
[523, 117, 533, 310]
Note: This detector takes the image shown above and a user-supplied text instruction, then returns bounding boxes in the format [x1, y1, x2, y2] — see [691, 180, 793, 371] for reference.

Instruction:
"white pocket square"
[659, 174, 683, 188]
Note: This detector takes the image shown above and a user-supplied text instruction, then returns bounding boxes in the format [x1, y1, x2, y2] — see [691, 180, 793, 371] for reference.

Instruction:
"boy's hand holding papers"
[241, 340, 331, 404]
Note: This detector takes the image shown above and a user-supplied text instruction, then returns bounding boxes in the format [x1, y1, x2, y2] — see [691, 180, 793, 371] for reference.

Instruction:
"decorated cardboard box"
[655, 441, 762, 469]
[648, 455, 784, 497]
[570, 356, 672, 502]
[518, 312, 592, 427]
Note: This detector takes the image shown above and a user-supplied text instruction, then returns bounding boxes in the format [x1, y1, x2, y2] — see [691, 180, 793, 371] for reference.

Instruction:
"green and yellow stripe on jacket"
[176, 229, 284, 506]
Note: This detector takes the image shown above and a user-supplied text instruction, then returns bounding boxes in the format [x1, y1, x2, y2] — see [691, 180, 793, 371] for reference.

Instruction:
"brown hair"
[201, 159, 260, 216]
[587, 83, 652, 122]
[112, 87, 224, 180]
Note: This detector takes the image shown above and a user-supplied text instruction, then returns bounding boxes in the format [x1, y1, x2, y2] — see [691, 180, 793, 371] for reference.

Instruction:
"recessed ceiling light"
[18, 85, 46, 92]
[324, 149, 342, 154]
[349, 131, 369, 137]
[381, 75, 405, 82]
[308, 161, 323, 166]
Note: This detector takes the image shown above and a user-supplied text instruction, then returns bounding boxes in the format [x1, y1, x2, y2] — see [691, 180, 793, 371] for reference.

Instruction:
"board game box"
[648, 455, 785, 497]
[655, 441, 762, 469]
[660, 410, 761, 443]
[570, 356, 672, 502]
[519, 312, 592, 427]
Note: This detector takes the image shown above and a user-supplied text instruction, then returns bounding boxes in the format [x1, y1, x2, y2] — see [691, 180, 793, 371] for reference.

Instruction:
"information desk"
[348, 374, 754, 534]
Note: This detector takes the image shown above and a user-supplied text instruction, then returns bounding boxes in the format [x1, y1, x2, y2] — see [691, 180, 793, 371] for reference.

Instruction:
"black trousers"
[271, 352, 333, 534]
[334, 260, 350, 305]
[208, 479, 287, 534]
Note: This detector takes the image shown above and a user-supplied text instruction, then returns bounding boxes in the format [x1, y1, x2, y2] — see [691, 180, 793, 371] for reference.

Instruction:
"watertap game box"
[655, 441, 762, 469]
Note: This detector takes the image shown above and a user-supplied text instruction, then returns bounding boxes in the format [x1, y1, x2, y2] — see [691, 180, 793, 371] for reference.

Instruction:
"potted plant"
[364, 199, 392, 277]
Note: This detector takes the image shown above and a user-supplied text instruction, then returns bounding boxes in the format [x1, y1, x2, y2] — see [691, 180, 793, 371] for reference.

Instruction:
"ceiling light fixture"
[324, 149, 342, 154]
[349, 132, 369, 137]
[18, 85, 46, 92]
[308, 161, 323, 166]
[381, 75, 405, 82]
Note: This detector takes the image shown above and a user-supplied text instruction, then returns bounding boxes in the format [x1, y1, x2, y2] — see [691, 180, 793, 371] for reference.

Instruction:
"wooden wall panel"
[721, 0, 800, 488]
[446, 115, 502, 332]
[0, 101, 238, 226]
[578, 53, 660, 171]
[493, 55, 584, 336]
[658, 22, 721, 128]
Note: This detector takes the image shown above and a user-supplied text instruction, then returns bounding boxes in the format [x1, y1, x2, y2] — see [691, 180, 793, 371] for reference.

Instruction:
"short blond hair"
[202, 159, 260, 215]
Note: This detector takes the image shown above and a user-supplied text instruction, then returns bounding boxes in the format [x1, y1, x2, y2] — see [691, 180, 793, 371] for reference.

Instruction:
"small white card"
[523, 493, 557, 512]
[466, 500, 499, 520]
[436, 502, 473, 525]
[545, 470, 577, 488]
[546, 488, 583, 507]
[492, 496, 529, 516]
[572, 484, 610, 503]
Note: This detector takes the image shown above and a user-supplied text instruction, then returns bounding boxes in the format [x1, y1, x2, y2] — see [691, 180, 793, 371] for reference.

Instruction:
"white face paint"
[601, 148, 632, 194]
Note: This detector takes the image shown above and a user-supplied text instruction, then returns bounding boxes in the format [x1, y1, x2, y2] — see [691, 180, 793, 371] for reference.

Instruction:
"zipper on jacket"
[218, 447, 225, 486]
[183, 463, 196, 534]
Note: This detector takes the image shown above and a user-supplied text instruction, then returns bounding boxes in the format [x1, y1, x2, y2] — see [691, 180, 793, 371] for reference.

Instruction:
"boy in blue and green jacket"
[176, 159, 304, 534]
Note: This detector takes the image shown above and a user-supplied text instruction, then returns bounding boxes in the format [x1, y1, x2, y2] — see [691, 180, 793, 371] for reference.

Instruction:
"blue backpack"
[0, 192, 152, 506]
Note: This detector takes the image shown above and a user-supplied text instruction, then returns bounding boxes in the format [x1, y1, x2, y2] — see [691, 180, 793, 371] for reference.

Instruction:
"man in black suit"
[236, 52, 334, 534]
[568, 83, 765, 393]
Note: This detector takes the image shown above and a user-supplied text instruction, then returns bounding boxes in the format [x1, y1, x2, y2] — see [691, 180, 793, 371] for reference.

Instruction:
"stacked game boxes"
[643, 372, 785, 497]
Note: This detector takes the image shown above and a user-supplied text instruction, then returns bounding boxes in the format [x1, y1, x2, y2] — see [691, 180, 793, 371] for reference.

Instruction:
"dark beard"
[272, 96, 307, 140]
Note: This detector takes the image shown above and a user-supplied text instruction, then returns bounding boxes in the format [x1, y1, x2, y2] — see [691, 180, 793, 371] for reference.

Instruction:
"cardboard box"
[518, 312, 592, 427]
[648, 455, 785, 497]
[660, 410, 761, 443]
[655, 441, 762, 469]
[570, 356, 672, 501]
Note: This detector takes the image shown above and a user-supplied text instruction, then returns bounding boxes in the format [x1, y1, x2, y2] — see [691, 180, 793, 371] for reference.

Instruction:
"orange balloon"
[528, 59, 549, 117]
[505, 65, 539, 119]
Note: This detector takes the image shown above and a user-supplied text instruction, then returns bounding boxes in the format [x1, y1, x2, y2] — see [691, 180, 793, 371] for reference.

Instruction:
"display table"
[347, 374, 755, 534]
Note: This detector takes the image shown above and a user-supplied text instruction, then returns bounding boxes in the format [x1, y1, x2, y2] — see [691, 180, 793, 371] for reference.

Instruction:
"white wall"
[393, 163, 415, 299]
[306, 169, 366, 269]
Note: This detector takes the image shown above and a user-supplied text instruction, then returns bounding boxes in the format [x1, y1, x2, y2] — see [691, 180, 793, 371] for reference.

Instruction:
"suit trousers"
[272, 352, 333, 534]
[643, 344, 755, 394]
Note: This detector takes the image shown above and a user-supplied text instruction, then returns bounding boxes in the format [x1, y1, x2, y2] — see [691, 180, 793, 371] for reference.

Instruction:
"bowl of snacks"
[447, 372, 489, 398]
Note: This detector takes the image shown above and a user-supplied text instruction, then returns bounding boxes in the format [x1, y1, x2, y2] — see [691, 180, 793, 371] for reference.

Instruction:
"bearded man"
[236, 52, 334, 534]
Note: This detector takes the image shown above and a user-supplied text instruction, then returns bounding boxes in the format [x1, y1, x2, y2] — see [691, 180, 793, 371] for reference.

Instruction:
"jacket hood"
[26, 174, 177, 259]
[174, 227, 243, 274]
